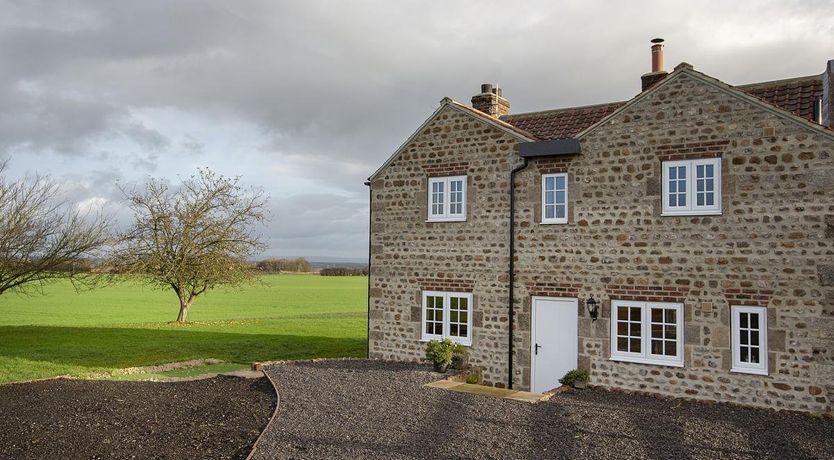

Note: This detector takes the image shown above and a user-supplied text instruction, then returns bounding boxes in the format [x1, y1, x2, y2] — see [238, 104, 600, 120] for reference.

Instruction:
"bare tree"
[114, 168, 267, 322]
[0, 161, 110, 295]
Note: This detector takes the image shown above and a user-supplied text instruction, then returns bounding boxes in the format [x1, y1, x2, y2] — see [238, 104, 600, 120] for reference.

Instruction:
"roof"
[736, 75, 823, 122]
[501, 102, 625, 140]
[499, 73, 823, 140]
[370, 63, 832, 181]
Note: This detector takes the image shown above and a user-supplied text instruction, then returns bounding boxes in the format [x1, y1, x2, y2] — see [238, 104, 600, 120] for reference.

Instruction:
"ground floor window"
[421, 291, 472, 345]
[731, 305, 768, 375]
[610, 300, 684, 367]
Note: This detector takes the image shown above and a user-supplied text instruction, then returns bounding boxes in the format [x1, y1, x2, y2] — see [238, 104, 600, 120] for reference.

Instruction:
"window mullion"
[686, 163, 695, 211]
[641, 304, 649, 360]
[441, 178, 446, 218]
[443, 293, 450, 337]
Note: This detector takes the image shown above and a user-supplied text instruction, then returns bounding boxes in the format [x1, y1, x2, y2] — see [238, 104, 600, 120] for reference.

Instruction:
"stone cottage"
[366, 39, 834, 413]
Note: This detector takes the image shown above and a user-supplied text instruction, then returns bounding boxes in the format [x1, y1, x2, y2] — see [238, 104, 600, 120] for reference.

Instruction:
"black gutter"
[507, 157, 529, 390]
[365, 179, 372, 358]
[519, 138, 581, 157]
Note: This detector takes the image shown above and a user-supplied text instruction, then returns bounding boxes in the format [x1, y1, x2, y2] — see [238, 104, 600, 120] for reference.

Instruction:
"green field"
[0, 274, 368, 383]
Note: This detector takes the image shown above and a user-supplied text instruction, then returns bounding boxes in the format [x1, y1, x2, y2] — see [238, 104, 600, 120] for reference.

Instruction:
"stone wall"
[513, 71, 834, 413]
[368, 104, 525, 386]
[370, 70, 834, 413]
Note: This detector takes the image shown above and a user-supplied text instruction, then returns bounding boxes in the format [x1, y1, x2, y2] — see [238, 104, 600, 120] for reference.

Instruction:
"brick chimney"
[472, 83, 510, 117]
[641, 38, 669, 91]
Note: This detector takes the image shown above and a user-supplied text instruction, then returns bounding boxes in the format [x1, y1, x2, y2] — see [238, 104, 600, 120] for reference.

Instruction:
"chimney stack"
[472, 83, 510, 118]
[641, 38, 669, 91]
[823, 59, 834, 128]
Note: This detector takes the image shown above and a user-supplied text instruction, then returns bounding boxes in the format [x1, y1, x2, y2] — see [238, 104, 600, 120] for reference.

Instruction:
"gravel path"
[0, 375, 275, 459]
[254, 360, 834, 460]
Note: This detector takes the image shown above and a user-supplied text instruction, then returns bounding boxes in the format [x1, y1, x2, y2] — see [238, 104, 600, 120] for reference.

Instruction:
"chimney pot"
[641, 38, 669, 91]
[651, 37, 665, 72]
[481, 83, 494, 94]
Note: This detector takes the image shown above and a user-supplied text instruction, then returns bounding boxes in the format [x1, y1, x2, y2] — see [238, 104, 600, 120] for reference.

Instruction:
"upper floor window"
[662, 158, 721, 216]
[541, 173, 568, 224]
[427, 176, 466, 222]
[421, 291, 472, 345]
[610, 300, 684, 367]
[731, 305, 768, 375]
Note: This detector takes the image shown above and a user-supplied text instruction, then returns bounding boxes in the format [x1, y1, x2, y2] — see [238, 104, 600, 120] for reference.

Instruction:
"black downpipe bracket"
[508, 158, 529, 389]
[365, 180, 372, 358]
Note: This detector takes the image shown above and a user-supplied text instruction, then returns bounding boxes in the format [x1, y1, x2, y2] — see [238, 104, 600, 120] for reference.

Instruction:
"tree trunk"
[176, 299, 191, 322]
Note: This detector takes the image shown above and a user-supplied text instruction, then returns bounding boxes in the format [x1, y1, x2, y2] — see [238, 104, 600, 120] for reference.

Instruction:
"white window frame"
[427, 175, 467, 222]
[610, 300, 684, 367]
[661, 158, 722, 216]
[541, 173, 568, 224]
[420, 291, 473, 346]
[731, 305, 768, 375]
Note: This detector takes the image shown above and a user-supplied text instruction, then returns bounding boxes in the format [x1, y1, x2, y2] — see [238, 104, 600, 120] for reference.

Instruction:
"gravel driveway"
[253, 360, 834, 460]
[0, 375, 275, 459]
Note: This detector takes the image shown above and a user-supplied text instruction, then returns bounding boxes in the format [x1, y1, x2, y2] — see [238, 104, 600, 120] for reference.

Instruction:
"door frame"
[530, 296, 579, 393]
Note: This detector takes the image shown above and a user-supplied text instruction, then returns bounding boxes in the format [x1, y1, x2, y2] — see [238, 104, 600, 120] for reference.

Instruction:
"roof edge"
[501, 100, 628, 120]
[367, 98, 536, 182]
[735, 73, 822, 90]
[575, 63, 834, 141]
[445, 99, 539, 140]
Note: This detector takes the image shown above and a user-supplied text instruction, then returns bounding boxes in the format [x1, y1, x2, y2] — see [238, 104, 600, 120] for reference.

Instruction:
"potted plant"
[559, 368, 590, 389]
[451, 343, 469, 370]
[425, 339, 455, 373]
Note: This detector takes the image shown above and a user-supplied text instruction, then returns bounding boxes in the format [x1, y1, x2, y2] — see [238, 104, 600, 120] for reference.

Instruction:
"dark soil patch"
[255, 360, 834, 460]
[0, 375, 275, 459]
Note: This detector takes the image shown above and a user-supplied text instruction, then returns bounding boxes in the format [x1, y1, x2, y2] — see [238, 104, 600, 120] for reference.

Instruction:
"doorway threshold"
[425, 380, 552, 403]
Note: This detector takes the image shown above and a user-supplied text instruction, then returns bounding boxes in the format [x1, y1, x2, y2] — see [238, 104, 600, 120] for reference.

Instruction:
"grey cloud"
[0, 0, 831, 258]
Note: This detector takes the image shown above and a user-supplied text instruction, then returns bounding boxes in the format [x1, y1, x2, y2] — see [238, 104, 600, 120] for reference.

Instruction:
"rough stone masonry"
[368, 64, 834, 414]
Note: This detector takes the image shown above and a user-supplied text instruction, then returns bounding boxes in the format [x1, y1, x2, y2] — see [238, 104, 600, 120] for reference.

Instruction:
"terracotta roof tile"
[499, 74, 823, 140]
[736, 76, 823, 121]
[500, 102, 625, 140]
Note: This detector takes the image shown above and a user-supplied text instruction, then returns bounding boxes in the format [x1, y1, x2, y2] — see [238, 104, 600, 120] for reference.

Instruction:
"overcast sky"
[1, 1, 832, 260]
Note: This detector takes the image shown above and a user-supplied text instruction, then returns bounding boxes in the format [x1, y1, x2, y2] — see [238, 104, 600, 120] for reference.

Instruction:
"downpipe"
[508, 158, 528, 389]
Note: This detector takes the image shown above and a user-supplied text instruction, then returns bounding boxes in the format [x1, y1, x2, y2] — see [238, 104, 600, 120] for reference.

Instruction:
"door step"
[425, 380, 552, 403]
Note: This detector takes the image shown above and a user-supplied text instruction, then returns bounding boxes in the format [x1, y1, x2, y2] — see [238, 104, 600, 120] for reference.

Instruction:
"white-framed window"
[661, 158, 721, 216]
[541, 173, 568, 224]
[610, 300, 684, 367]
[421, 291, 473, 345]
[731, 306, 768, 375]
[427, 176, 466, 222]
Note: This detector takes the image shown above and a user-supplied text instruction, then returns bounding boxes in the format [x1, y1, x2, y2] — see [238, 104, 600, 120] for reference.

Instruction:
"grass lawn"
[0, 274, 368, 383]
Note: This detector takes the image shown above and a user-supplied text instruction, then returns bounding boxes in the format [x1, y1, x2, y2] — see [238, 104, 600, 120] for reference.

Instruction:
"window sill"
[730, 366, 768, 376]
[540, 220, 568, 225]
[420, 337, 472, 347]
[426, 217, 467, 223]
[609, 356, 684, 368]
[661, 210, 723, 217]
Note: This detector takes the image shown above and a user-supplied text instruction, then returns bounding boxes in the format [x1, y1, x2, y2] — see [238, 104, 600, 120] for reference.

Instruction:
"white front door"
[531, 297, 578, 393]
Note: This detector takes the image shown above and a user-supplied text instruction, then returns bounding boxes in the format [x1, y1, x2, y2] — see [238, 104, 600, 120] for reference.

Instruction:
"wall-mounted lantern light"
[586, 295, 599, 322]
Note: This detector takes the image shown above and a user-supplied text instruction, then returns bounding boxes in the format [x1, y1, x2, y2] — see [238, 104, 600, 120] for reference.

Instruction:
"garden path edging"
[244, 368, 281, 460]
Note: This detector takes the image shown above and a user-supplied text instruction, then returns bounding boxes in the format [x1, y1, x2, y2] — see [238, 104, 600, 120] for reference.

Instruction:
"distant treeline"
[255, 257, 312, 273]
[320, 267, 369, 276]
[57, 256, 366, 276]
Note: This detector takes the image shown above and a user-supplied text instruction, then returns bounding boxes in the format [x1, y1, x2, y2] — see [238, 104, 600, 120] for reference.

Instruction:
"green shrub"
[559, 368, 590, 387]
[465, 371, 481, 384]
[425, 339, 455, 370]
[451, 343, 469, 369]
